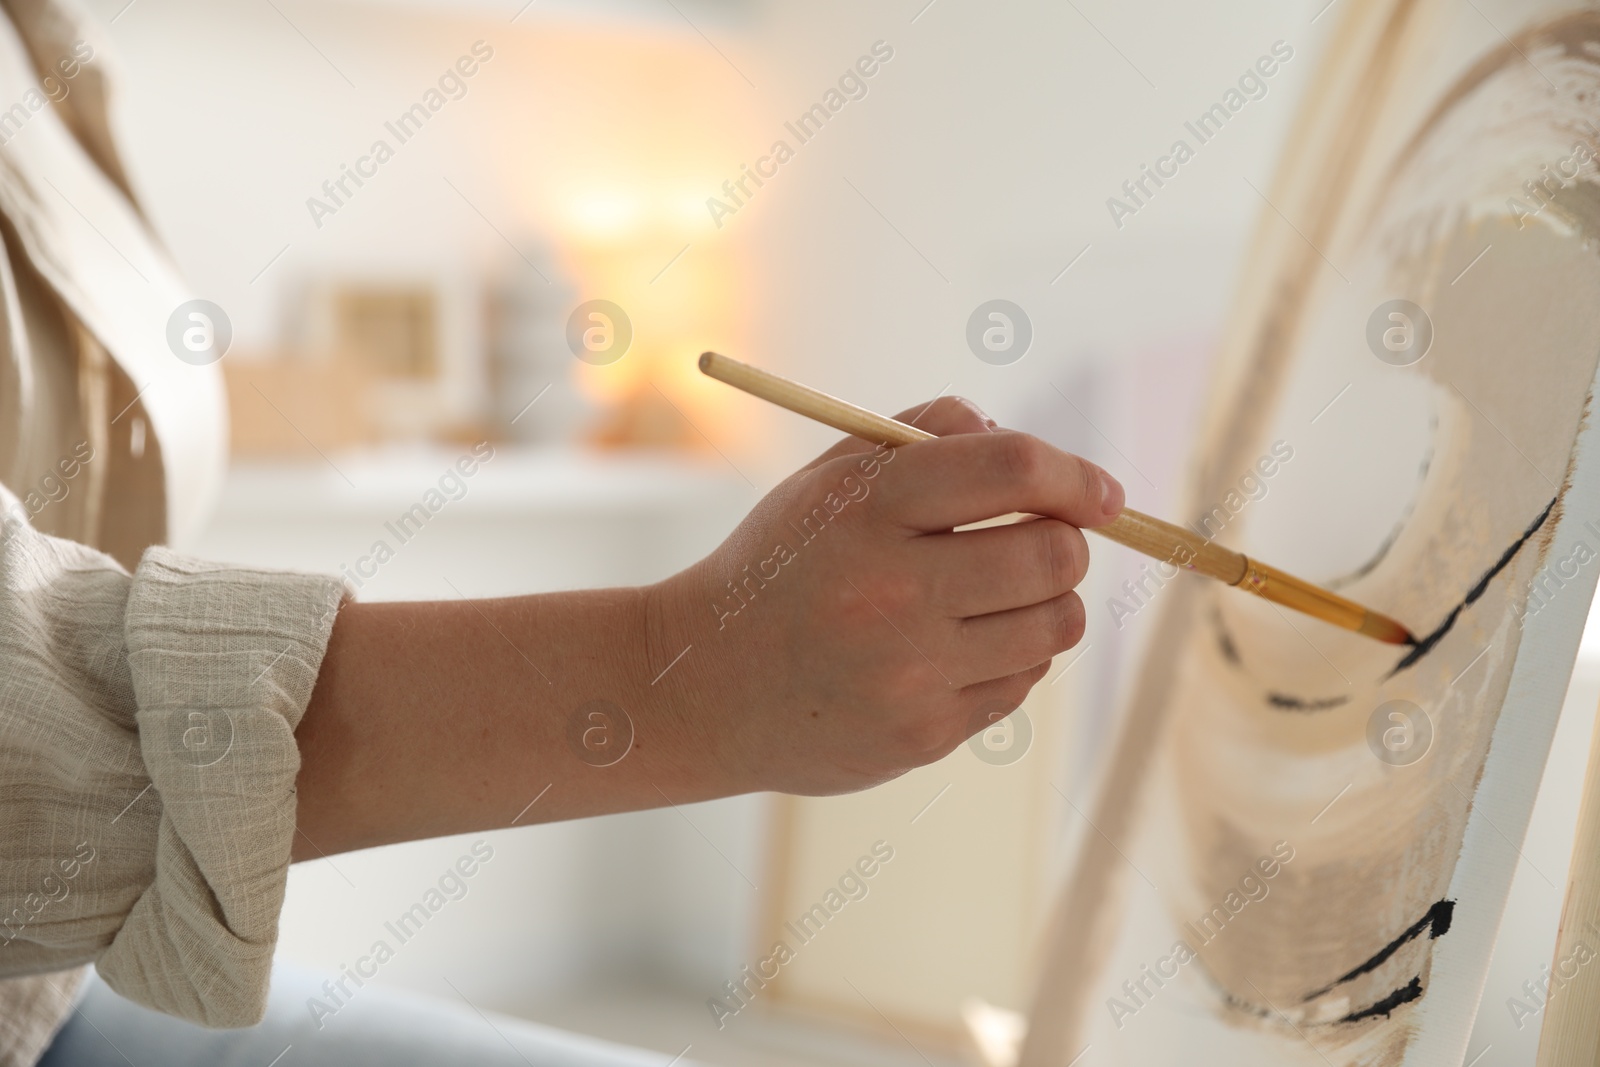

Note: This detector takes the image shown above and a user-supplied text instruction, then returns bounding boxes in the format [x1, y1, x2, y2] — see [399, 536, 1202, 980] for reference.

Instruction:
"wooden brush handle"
[1098, 509, 1248, 585]
[700, 351, 940, 450]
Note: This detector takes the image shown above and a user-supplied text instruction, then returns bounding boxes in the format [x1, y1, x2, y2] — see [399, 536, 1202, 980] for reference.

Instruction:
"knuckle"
[1067, 455, 1101, 512]
[827, 572, 929, 646]
[889, 708, 960, 763]
[855, 570, 921, 616]
[823, 574, 880, 628]
[899, 396, 954, 432]
[1001, 667, 1047, 706]
[997, 433, 1048, 487]
[911, 395, 986, 433]
[1037, 521, 1089, 593]
[877, 658, 926, 703]
[874, 667, 953, 752]
[940, 396, 991, 433]
[1048, 593, 1086, 652]
[891, 715, 944, 758]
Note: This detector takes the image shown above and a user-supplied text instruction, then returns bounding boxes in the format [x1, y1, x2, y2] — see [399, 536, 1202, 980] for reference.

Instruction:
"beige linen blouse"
[0, 2, 343, 1063]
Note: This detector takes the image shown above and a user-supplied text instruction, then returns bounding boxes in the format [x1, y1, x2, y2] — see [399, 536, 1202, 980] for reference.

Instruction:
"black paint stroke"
[1266, 692, 1350, 711]
[1388, 498, 1557, 677]
[1214, 611, 1347, 713]
[1338, 976, 1424, 1023]
[1304, 899, 1455, 1002]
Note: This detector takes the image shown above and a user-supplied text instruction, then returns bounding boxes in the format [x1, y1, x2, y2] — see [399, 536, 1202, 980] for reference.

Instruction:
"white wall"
[86, 0, 1323, 472]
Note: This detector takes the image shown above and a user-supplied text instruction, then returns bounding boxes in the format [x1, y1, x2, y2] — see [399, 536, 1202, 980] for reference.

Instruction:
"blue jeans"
[39, 964, 692, 1067]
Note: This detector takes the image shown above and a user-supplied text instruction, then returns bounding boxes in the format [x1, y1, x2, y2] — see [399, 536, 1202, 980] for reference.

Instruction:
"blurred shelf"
[214, 445, 752, 518]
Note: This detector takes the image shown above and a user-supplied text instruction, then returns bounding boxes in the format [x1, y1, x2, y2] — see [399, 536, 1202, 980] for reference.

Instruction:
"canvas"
[1021, 1, 1600, 1063]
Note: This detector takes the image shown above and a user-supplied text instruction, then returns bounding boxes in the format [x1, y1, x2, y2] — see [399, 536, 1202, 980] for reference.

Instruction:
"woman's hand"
[646, 397, 1124, 796]
[292, 398, 1122, 858]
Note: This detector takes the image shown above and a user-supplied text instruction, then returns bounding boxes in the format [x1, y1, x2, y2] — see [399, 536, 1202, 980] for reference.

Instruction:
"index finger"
[866, 430, 1125, 532]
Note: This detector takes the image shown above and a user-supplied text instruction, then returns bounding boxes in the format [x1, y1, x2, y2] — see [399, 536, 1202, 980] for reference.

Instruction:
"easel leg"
[1536, 692, 1600, 1065]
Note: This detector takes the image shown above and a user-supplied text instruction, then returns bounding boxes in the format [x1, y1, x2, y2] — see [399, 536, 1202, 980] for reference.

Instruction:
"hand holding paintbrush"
[699, 352, 1413, 647]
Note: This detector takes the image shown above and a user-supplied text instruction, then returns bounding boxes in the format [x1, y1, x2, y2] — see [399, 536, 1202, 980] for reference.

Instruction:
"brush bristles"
[1360, 613, 1416, 646]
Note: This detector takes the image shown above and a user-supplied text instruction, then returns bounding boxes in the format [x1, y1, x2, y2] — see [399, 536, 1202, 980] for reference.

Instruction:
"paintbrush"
[699, 351, 1416, 647]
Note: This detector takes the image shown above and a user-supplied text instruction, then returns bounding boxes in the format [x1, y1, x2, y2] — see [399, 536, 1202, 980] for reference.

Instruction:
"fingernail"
[1100, 471, 1125, 517]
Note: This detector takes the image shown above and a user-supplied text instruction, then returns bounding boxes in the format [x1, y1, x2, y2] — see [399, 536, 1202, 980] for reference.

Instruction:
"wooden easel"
[1537, 695, 1600, 1065]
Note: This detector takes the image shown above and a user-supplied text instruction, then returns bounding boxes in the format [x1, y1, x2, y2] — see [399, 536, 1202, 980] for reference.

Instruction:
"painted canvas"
[1021, 1, 1600, 1063]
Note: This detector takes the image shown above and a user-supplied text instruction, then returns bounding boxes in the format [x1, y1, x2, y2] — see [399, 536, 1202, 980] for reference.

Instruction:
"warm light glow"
[489, 22, 764, 452]
[667, 188, 715, 233]
[572, 340, 647, 405]
[558, 188, 717, 243]
[563, 191, 645, 242]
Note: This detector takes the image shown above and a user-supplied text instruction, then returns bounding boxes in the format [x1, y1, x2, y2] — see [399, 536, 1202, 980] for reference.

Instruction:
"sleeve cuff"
[95, 547, 343, 1027]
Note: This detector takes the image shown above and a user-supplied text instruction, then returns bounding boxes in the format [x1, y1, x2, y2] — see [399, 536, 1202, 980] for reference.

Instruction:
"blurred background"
[74, 0, 1596, 1063]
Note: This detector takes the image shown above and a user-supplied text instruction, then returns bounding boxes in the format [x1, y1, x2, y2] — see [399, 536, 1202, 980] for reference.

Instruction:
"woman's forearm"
[290, 584, 736, 861]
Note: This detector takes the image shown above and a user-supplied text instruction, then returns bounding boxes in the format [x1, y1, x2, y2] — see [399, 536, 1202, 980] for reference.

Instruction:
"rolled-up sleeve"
[0, 491, 343, 1030]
